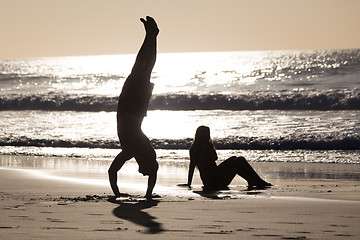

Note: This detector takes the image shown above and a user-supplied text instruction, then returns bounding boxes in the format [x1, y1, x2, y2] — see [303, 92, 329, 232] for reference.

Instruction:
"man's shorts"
[117, 114, 158, 176]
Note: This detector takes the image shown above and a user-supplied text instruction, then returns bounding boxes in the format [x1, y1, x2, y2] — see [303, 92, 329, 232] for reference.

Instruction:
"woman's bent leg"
[217, 156, 271, 188]
[216, 157, 239, 188]
[235, 157, 271, 187]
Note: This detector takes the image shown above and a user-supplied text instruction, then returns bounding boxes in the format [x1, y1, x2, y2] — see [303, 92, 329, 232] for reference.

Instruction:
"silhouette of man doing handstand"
[108, 16, 159, 200]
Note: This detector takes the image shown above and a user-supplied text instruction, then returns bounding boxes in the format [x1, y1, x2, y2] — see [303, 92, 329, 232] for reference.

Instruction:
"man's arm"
[145, 172, 157, 199]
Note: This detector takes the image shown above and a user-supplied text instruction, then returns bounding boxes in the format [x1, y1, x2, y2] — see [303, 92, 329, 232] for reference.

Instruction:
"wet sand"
[1, 155, 360, 239]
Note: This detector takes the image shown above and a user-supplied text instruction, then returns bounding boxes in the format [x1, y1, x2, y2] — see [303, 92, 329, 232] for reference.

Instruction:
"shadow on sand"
[109, 198, 164, 234]
[192, 185, 270, 199]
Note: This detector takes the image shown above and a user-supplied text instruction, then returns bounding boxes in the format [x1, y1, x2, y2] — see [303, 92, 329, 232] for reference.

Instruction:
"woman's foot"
[248, 180, 272, 190]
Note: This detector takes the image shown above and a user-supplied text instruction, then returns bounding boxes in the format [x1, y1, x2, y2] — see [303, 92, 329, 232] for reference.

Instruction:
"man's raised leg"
[130, 16, 159, 78]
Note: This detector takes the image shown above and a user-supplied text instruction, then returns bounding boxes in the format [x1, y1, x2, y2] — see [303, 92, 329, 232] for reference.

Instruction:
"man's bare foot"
[140, 16, 159, 36]
[144, 193, 161, 200]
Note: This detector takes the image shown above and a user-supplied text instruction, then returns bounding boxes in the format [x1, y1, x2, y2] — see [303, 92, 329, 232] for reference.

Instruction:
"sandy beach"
[1, 155, 360, 239]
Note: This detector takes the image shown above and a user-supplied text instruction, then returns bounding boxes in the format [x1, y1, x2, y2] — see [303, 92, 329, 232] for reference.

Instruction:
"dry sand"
[1, 155, 360, 239]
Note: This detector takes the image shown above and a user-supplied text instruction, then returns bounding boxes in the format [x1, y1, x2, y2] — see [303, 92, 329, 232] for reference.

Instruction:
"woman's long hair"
[190, 126, 215, 151]
[189, 126, 216, 167]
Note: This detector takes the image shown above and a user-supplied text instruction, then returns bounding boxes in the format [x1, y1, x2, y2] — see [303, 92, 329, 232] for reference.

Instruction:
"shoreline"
[1, 154, 360, 201]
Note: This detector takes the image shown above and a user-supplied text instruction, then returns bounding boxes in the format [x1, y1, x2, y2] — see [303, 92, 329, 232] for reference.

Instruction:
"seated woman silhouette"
[108, 16, 159, 199]
[187, 126, 271, 190]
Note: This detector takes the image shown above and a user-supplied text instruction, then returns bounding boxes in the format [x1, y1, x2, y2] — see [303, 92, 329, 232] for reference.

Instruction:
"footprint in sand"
[0, 226, 20, 229]
[46, 218, 66, 223]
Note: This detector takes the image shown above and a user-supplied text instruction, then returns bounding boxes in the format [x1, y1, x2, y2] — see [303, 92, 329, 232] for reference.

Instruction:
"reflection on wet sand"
[1, 155, 359, 201]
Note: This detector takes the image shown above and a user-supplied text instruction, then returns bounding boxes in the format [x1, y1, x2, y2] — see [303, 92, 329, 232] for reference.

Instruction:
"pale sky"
[1, 0, 360, 59]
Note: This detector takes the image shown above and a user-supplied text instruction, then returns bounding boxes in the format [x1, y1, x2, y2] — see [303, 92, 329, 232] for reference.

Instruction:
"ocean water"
[1, 49, 360, 165]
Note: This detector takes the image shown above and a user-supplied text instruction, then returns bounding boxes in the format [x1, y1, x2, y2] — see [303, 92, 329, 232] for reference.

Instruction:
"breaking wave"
[1, 136, 359, 150]
[1, 89, 359, 111]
